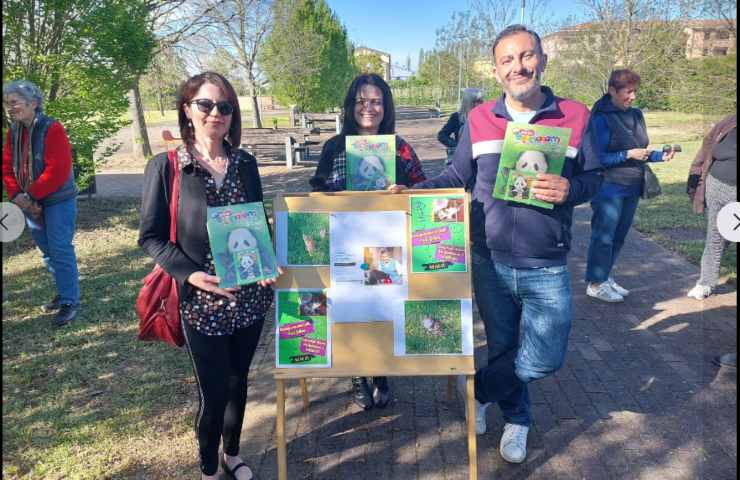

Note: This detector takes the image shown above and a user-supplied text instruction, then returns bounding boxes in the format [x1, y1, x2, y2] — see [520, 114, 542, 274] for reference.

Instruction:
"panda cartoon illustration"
[227, 228, 262, 282]
[515, 150, 549, 175]
[236, 250, 261, 282]
[228, 227, 258, 253]
[356, 155, 387, 189]
[509, 174, 530, 200]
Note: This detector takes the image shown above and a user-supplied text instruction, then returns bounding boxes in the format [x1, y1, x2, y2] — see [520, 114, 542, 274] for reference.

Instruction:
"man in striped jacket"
[409, 24, 603, 464]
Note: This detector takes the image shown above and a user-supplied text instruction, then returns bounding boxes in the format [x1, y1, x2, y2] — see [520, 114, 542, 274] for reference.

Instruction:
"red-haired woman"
[139, 71, 280, 480]
[585, 69, 676, 303]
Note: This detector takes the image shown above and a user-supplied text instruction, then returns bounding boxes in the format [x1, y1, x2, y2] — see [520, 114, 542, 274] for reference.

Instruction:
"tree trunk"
[129, 78, 152, 159]
[245, 73, 262, 128]
[250, 94, 262, 129]
[48, 70, 61, 102]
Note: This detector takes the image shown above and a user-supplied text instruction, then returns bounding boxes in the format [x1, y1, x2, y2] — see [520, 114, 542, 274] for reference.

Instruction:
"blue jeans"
[585, 194, 640, 283]
[472, 252, 572, 426]
[26, 197, 80, 305]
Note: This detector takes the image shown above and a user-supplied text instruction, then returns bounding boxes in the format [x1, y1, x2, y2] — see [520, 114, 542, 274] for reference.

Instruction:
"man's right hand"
[387, 184, 405, 194]
[626, 148, 649, 161]
[187, 271, 238, 302]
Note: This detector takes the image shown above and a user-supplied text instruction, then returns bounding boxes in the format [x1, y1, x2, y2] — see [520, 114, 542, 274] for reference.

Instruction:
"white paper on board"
[328, 211, 408, 323]
[461, 299, 474, 355]
[328, 286, 406, 324]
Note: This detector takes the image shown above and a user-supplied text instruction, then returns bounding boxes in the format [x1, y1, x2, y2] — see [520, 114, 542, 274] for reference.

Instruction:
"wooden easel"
[272, 190, 477, 480]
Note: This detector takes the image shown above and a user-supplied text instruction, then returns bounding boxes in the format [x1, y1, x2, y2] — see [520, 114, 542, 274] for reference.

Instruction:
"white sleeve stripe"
[471, 140, 503, 158]
[472, 141, 578, 159]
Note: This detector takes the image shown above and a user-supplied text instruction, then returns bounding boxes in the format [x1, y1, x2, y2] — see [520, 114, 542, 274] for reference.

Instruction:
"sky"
[325, 0, 586, 74]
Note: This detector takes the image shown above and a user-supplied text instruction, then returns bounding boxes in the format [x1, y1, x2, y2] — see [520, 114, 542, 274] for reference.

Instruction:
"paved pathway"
[237, 208, 736, 480]
[98, 115, 737, 479]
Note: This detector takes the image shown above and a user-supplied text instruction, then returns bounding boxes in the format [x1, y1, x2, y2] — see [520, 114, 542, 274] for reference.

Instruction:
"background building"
[541, 19, 736, 60]
[353, 46, 391, 81]
[684, 19, 736, 58]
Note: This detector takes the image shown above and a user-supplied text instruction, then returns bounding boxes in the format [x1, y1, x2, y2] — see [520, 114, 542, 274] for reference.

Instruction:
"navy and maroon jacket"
[416, 87, 603, 268]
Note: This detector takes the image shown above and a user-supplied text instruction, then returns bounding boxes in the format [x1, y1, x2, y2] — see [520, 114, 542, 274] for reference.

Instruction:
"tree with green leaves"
[417, 50, 460, 88]
[355, 52, 385, 77]
[422, 11, 491, 103]
[139, 44, 190, 114]
[2, 0, 155, 188]
[260, 0, 355, 111]
[666, 53, 736, 115]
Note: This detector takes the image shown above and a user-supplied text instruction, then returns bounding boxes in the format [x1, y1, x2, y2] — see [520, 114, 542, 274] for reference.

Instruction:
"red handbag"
[136, 150, 185, 347]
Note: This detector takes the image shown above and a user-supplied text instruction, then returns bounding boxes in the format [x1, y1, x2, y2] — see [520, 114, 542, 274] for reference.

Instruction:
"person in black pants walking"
[139, 71, 281, 480]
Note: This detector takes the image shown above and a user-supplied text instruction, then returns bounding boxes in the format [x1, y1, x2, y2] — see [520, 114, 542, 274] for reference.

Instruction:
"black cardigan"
[138, 147, 265, 299]
[437, 111, 461, 148]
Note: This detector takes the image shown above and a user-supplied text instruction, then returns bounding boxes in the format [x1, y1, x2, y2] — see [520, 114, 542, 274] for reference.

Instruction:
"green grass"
[404, 300, 462, 354]
[286, 212, 330, 265]
[2, 199, 196, 479]
[1, 111, 735, 478]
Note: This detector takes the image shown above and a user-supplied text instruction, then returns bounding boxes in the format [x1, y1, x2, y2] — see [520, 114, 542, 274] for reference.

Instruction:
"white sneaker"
[687, 284, 712, 300]
[607, 277, 629, 296]
[456, 375, 490, 435]
[587, 282, 624, 303]
[500, 423, 529, 463]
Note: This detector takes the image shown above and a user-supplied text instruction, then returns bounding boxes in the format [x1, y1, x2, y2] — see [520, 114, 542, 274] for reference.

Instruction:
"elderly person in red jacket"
[3, 80, 80, 326]
[686, 113, 736, 302]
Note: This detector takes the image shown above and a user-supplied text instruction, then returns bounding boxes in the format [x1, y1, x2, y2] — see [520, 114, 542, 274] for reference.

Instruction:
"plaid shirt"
[317, 135, 426, 191]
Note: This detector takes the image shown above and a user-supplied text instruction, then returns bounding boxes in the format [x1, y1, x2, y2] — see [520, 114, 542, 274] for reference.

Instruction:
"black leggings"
[182, 318, 265, 475]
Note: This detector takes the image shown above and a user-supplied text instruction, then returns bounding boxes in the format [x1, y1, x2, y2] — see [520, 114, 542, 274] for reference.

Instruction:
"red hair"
[608, 69, 641, 91]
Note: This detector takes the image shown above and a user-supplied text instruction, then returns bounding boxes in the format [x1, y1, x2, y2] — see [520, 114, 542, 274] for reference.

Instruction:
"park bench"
[162, 129, 319, 169]
[241, 135, 320, 169]
[298, 113, 341, 134]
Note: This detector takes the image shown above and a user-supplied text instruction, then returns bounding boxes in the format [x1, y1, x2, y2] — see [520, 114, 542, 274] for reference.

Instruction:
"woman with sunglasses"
[310, 73, 427, 410]
[139, 71, 279, 480]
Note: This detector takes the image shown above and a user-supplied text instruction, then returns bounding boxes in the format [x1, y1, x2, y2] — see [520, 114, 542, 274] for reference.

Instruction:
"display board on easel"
[271, 189, 478, 480]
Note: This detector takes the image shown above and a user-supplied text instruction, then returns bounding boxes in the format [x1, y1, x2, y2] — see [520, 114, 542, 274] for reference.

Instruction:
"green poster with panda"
[345, 134, 396, 191]
[206, 202, 278, 288]
[492, 122, 571, 209]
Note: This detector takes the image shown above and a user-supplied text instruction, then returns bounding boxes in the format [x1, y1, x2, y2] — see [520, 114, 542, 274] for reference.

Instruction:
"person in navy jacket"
[392, 24, 602, 464]
[585, 69, 675, 303]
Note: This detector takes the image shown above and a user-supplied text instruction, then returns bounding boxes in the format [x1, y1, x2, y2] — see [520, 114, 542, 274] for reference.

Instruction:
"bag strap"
[167, 150, 180, 244]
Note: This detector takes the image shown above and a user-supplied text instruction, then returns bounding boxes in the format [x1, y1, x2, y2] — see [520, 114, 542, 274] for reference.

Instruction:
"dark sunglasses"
[189, 98, 234, 115]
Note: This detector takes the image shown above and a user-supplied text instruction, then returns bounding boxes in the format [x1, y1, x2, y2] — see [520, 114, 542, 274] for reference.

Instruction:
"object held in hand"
[26, 202, 43, 220]
[662, 144, 682, 153]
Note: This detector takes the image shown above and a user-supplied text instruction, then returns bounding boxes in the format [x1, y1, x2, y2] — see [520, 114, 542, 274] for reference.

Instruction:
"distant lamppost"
[457, 40, 465, 105]
[436, 52, 441, 107]
[520, 0, 525, 24]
